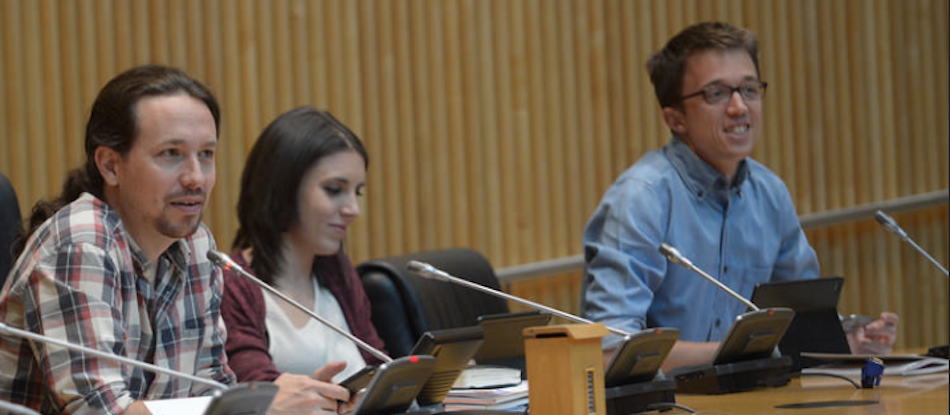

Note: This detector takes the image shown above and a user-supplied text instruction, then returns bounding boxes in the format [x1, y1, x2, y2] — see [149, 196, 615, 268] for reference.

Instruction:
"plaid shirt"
[0, 193, 235, 414]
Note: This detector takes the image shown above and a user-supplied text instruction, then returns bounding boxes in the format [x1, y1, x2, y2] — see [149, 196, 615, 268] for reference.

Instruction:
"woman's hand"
[268, 362, 350, 415]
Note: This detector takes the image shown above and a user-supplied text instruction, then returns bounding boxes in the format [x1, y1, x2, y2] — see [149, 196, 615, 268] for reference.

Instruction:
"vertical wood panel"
[443, 0, 470, 248]
[0, 2, 7, 174]
[540, 0, 568, 258]
[524, 0, 550, 259]
[557, 0, 583, 260]
[491, 0, 516, 264]
[1, 0, 947, 349]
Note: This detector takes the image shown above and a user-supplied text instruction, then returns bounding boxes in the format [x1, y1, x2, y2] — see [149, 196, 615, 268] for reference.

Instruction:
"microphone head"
[206, 250, 236, 270]
[659, 243, 695, 268]
[658, 243, 681, 264]
[406, 261, 446, 280]
[874, 210, 909, 240]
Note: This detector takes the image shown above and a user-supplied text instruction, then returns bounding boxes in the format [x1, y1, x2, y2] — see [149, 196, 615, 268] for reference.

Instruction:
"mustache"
[165, 188, 206, 200]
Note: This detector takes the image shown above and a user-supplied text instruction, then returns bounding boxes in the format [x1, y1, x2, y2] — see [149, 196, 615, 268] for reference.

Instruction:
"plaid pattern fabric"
[0, 193, 235, 414]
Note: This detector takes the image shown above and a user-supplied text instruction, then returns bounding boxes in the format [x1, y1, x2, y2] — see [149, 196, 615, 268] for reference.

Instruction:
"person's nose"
[341, 192, 361, 218]
[726, 90, 750, 117]
[180, 156, 206, 190]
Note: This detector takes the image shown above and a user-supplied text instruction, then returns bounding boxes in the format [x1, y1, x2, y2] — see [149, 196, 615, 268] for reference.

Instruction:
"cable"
[792, 371, 861, 389]
[645, 402, 698, 413]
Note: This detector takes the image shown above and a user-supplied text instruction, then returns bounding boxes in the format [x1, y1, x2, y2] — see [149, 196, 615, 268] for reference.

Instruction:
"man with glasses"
[580, 22, 897, 371]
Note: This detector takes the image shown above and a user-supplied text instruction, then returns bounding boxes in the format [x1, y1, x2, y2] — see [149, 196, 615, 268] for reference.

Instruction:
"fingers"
[313, 361, 348, 382]
[314, 380, 350, 402]
[878, 312, 899, 326]
[863, 313, 899, 347]
[337, 390, 365, 415]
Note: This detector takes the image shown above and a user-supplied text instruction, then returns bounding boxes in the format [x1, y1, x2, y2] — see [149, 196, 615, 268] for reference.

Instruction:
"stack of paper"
[444, 380, 529, 411]
[801, 353, 949, 377]
[451, 365, 522, 389]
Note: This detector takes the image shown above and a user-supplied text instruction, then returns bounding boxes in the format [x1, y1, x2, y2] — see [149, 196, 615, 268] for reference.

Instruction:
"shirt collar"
[89, 193, 190, 275]
[663, 135, 750, 201]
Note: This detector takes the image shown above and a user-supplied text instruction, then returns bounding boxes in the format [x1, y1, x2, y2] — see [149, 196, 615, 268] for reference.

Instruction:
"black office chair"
[0, 172, 22, 287]
[356, 248, 510, 358]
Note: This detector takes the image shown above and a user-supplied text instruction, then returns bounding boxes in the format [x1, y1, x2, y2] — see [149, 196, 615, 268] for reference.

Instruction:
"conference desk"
[675, 373, 948, 414]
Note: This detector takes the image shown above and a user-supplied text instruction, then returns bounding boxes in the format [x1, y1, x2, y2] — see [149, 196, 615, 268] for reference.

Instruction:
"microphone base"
[405, 403, 524, 415]
[926, 344, 949, 359]
[605, 379, 677, 415]
[670, 356, 793, 395]
[407, 412, 523, 415]
[407, 410, 523, 415]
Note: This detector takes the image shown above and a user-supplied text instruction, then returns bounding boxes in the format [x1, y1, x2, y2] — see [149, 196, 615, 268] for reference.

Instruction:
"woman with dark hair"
[221, 107, 386, 414]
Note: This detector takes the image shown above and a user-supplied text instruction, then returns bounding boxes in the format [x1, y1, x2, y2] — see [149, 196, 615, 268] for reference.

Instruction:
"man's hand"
[661, 341, 720, 372]
[847, 312, 899, 355]
[268, 362, 350, 415]
[124, 401, 153, 415]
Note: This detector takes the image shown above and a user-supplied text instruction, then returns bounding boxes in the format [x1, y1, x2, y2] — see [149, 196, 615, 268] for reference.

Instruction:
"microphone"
[406, 260, 631, 337]
[0, 322, 227, 391]
[874, 210, 949, 277]
[0, 400, 41, 415]
[658, 243, 760, 311]
[206, 250, 393, 363]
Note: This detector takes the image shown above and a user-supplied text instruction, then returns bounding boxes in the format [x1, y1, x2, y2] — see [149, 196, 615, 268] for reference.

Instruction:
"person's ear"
[95, 146, 122, 186]
[662, 107, 687, 135]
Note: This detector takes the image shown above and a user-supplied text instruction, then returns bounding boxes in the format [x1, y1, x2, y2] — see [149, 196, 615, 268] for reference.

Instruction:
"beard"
[155, 211, 204, 239]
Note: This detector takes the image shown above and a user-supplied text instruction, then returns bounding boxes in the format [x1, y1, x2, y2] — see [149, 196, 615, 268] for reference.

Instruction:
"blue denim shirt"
[580, 136, 819, 347]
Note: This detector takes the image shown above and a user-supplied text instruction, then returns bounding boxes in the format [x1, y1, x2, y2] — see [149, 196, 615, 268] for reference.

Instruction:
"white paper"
[142, 396, 213, 415]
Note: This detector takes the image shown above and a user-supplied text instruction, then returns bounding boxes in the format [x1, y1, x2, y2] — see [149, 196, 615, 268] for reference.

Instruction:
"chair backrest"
[0, 173, 22, 288]
[356, 248, 509, 358]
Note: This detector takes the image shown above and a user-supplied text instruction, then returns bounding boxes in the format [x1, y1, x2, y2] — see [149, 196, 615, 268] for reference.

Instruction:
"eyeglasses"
[679, 81, 768, 105]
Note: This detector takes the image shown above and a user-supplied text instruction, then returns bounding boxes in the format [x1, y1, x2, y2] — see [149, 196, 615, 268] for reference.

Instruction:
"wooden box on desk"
[524, 324, 609, 415]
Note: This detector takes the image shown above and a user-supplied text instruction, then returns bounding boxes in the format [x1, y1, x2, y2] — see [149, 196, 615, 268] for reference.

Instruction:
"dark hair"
[14, 65, 220, 257]
[233, 107, 368, 285]
[646, 21, 760, 109]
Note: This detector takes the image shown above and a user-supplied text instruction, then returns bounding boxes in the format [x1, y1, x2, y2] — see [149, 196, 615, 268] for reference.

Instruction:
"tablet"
[604, 327, 680, 387]
[751, 277, 852, 361]
[473, 311, 552, 361]
[713, 308, 795, 365]
[409, 326, 485, 404]
[751, 277, 844, 311]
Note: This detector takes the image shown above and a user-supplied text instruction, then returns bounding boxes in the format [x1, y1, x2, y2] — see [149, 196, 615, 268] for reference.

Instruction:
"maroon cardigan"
[220, 250, 388, 381]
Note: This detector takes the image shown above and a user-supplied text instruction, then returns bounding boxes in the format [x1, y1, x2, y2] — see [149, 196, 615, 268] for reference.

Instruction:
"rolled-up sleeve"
[581, 179, 669, 348]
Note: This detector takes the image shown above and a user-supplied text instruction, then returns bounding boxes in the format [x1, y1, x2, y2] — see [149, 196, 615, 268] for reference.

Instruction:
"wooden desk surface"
[675, 374, 949, 414]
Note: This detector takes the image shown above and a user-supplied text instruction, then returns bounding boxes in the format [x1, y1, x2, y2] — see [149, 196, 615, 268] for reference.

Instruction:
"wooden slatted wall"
[1, 0, 947, 348]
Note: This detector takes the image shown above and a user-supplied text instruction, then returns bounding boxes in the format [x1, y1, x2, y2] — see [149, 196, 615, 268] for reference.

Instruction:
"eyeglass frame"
[678, 81, 769, 105]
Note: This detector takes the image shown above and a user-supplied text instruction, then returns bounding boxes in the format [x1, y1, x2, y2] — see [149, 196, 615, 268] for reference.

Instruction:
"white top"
[264, 277, 366, 382]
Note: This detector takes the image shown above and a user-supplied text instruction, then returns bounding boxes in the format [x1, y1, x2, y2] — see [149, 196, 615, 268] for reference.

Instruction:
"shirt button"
[715, 319, 722, 327]
[723, 266, 728, 273]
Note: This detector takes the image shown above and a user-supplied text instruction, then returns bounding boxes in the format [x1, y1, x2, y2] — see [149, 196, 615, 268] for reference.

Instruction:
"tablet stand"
[605, 378, 679, 415]
[927, 344, 949, 359]
[670, 355, 792, 395]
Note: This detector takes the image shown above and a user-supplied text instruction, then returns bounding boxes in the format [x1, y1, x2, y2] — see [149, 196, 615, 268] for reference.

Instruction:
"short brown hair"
[646, 22, 760, 109]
